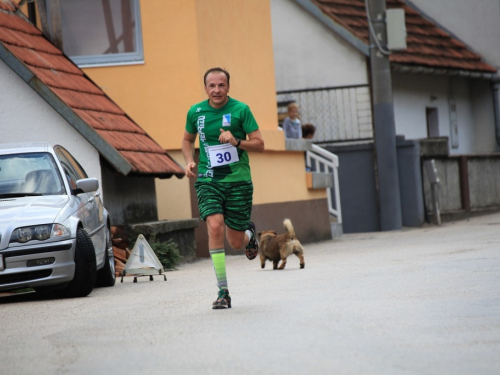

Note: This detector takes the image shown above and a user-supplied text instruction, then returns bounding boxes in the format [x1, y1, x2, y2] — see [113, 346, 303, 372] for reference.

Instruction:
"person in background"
[302, 123, 316, 172]
[283, 102, 302, 139]
[302, 123, 316, 139]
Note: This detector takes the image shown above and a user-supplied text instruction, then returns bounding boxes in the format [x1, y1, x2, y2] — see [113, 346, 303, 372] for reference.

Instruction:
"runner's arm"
[241, 129, 265, 153]
[219, 129, 265, 153]
[182, 130, 197, 177]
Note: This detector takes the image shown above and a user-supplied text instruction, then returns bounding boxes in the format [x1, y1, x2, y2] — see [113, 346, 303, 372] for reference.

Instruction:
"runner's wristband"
[235, 139, 241, 148]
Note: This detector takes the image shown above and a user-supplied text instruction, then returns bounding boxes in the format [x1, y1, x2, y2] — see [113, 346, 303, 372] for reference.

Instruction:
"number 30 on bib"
[208, 143, 239, 167]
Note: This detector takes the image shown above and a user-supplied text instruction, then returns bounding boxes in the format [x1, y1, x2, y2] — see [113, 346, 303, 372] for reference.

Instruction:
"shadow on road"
[0, 289, 58, 304]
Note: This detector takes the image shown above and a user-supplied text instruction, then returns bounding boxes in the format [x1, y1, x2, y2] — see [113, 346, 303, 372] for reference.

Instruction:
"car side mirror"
[74, 178, 99, 194]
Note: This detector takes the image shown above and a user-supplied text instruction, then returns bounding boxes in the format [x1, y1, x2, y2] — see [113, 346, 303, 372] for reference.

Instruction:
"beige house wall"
[251, 152, 326, 204]
[155, 150, 192, 221]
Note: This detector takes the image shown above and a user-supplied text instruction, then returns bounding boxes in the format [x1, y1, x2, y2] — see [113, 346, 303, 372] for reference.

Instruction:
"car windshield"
[0, 152, 65, 198]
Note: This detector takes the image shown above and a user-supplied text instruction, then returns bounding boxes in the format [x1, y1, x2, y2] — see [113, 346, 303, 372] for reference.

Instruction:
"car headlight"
[14, 227, 34, 243]
[10, 224, 70, 243]
[34, 225, 51, 240]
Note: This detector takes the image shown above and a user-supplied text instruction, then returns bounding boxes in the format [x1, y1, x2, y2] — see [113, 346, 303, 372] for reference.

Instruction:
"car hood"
[0, 196, 69, 249]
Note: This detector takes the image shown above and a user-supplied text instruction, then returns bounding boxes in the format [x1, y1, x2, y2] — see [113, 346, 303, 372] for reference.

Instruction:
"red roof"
[312, 0, 497, 73]
[0, 1, 185, 178]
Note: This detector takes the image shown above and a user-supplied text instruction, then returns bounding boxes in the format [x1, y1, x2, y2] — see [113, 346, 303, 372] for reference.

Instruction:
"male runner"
[182, 67, 265, 309]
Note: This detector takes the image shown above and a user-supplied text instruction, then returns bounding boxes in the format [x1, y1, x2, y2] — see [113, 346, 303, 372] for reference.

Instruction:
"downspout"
[491, 80, 500, 146]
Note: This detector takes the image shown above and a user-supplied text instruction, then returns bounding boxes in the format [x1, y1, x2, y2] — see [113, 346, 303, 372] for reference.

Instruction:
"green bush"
[148, 235, 182, 270]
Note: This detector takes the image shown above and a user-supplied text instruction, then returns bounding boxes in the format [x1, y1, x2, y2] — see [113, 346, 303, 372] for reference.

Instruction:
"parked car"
[0, 142, 115, 297]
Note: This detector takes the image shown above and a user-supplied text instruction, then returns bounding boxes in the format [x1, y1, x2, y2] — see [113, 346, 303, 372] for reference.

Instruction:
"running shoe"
[245, 221, 259, 260]
[213, 288, 231, 309]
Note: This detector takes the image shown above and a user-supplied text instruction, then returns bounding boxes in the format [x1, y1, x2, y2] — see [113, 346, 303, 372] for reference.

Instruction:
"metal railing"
[306, 144, 342, 224]
[277, 84, 373, 144]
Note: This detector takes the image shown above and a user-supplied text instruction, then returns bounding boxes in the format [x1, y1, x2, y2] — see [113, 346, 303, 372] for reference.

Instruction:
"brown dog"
[258, 219, 305, 270]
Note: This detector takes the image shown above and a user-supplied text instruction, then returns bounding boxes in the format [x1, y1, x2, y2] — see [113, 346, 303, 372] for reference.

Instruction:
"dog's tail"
[283, 218, 296, 239]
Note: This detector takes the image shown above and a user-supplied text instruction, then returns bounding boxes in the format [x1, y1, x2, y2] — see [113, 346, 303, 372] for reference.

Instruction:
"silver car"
[0, 142, 115, 297]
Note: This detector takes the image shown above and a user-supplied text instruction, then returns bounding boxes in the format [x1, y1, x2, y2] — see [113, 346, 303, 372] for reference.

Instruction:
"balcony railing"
[306, 144, 342, 224]
[277, 84, 373, 144]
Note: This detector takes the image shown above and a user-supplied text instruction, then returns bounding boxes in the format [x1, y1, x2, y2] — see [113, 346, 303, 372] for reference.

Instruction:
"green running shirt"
[185, 97, 259, 182]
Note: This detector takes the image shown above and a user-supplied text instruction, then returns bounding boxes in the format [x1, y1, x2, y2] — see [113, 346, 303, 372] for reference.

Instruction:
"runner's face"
[205, 72, 230, 108]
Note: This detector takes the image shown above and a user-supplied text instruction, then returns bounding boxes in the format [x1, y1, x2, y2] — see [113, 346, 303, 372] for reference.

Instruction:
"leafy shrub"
[148, 235, 182, 270]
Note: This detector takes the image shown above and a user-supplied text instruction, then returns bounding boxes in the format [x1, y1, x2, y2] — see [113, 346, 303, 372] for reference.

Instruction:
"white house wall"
[392, 73, 476, 155]
[271, 0, 368, 91]
[0, 60, 104, 197]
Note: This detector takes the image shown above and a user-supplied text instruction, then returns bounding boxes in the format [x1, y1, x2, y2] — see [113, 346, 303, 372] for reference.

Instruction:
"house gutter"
[391, 63, 498, 81]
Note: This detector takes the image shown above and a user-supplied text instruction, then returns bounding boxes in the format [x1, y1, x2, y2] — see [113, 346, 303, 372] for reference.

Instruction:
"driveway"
[2, 213, 500, 374]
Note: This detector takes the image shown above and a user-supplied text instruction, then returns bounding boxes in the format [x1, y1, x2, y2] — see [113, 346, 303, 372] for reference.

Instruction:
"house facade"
[271, 0, 500, 232]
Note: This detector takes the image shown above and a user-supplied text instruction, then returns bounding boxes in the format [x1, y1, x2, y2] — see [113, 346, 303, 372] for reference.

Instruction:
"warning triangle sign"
[123, 234, 164, 277]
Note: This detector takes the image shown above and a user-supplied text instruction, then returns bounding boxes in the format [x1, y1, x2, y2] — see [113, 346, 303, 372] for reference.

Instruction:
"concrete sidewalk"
[2, 212, 499, 375]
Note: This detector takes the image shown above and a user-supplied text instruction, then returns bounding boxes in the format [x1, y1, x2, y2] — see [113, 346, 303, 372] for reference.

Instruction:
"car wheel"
[56, 228, 97, 298]
[96, 226, 116, 287]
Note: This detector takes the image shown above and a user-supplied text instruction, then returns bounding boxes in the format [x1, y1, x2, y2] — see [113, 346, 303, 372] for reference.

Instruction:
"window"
[60, 0, 144, 67]
[55, 147, 88, 191]
[426, 107, 439, 138]
[0, 153, 64, 196]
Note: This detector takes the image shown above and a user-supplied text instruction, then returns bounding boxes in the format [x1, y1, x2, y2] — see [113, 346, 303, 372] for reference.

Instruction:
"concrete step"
[331, 222, 343, 238]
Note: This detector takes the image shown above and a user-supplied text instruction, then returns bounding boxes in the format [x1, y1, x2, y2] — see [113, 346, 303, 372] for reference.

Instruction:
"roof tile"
[0, 27, 61, 54]
[120, 151, 184, 177]
[4, 44, 81, 74]
[97, 131, 167, 155]
[74, 110, 146, 134]
[32, 67, 103, 94]
[51, 88, 124, 114]
[0, 11, 39, 34]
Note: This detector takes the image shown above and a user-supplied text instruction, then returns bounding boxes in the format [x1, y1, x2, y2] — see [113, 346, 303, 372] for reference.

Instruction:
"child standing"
[283, 102, 302, 139]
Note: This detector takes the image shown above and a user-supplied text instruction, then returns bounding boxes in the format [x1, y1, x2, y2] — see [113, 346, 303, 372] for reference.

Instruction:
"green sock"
[209, 248, 228, 290]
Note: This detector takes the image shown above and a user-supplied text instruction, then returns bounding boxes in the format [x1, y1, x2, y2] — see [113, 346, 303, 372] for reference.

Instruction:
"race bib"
[208, 143, 239, 167]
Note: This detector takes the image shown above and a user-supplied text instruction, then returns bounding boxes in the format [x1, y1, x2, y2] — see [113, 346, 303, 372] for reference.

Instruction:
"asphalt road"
[2, 213, 500, 375]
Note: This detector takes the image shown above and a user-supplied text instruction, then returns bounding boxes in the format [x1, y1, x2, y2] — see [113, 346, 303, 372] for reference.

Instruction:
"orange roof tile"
[312, 0, 497, 74]
[0, 0, 184, 178]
